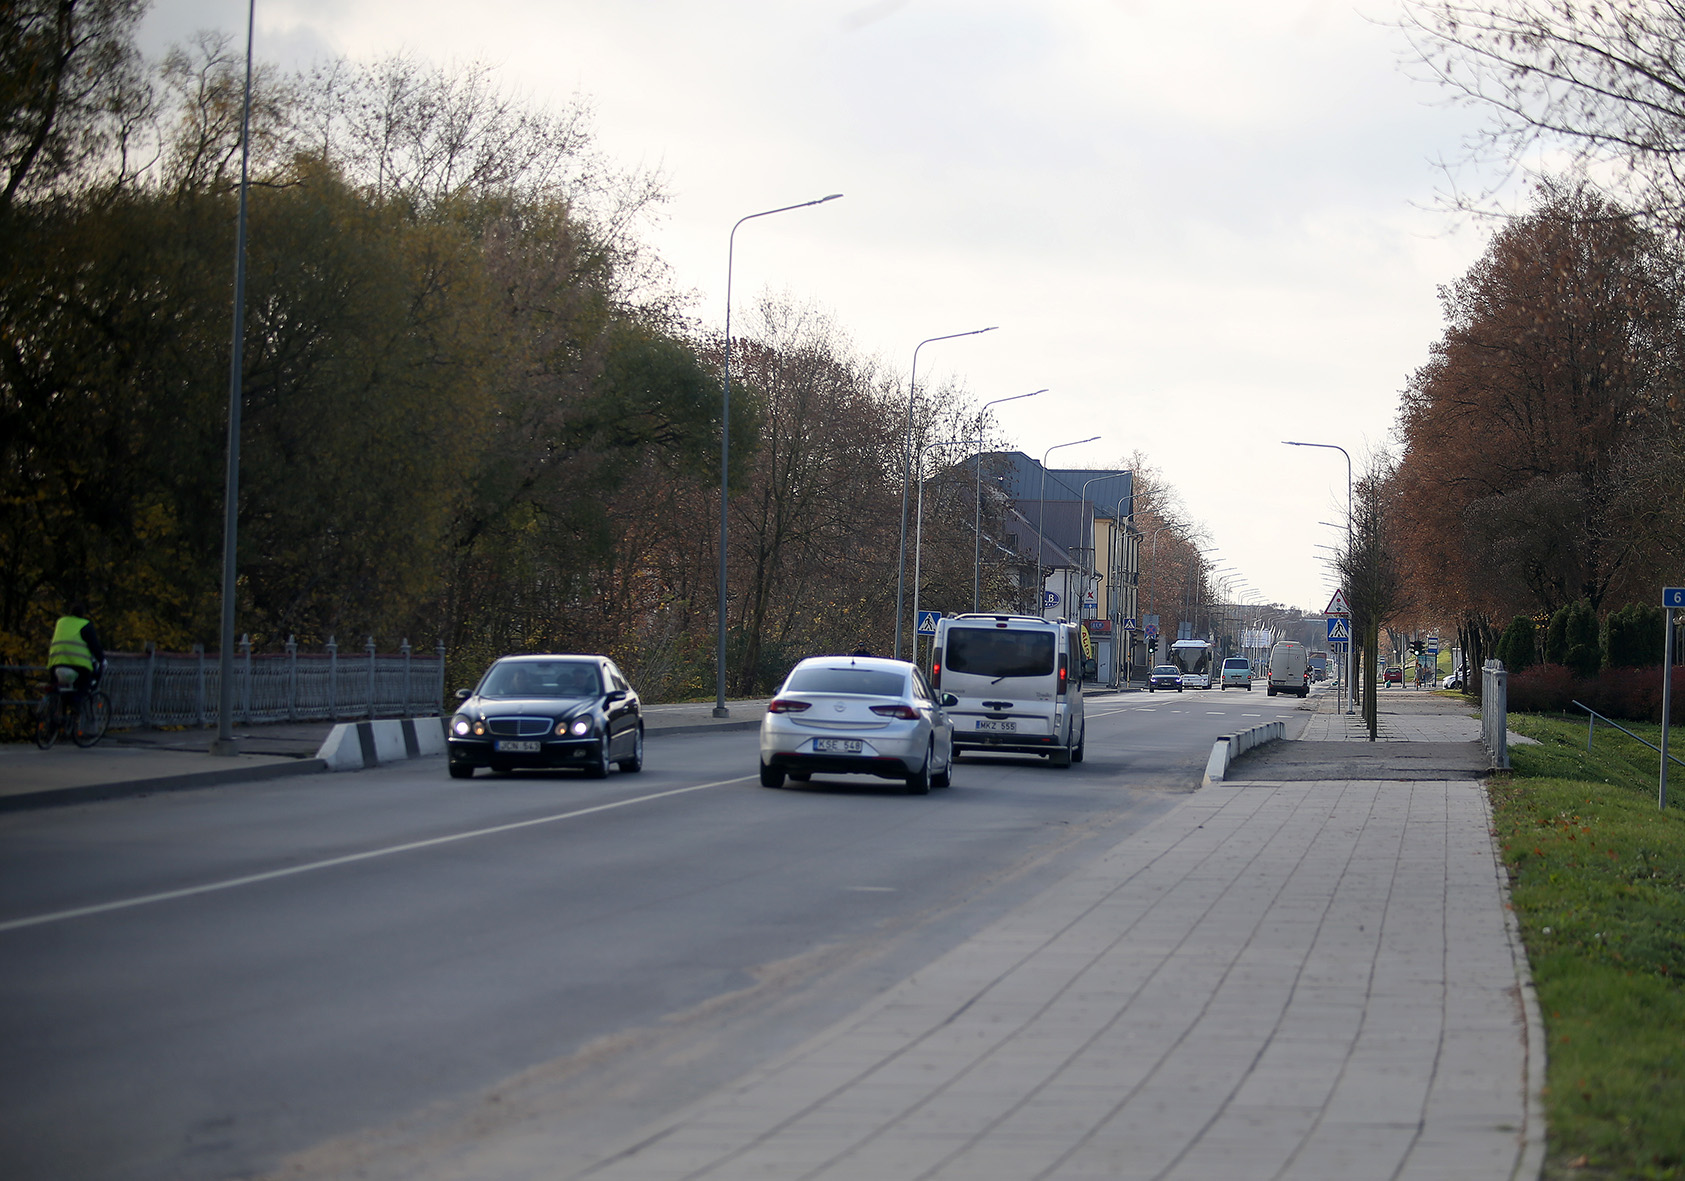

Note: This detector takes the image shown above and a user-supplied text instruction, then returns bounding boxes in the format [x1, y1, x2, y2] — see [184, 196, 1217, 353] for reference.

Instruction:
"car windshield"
[1153, 666, 1179, 675]
[479, 660, 602, 698]
[945, 629, 1055, 678]
[783, 666, 909, 697]
[1223, 658, 1248, 669]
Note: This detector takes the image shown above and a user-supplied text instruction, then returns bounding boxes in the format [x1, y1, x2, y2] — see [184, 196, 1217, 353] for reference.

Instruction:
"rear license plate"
[496, 740, 541, 753]
[812, 738, 863, 753]
[975, 719, 1017, 733]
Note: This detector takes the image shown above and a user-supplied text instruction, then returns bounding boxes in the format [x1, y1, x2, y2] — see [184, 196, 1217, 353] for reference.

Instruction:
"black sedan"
[1147, 664, 1184, 692]
[447, 654, 643, 779]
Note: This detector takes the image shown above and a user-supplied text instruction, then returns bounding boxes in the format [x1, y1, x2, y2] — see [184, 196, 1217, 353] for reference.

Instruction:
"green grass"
[1498, 713, 1685, 1179]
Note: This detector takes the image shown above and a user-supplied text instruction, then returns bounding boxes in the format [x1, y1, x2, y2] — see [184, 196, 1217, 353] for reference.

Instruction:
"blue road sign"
[916, 610, 941, 636]
[1327, 617, 1351, 643]
[1042, 590, 1060, 608]
[1122, 617, 1138, 631]
[1665, 587, 1685, 609]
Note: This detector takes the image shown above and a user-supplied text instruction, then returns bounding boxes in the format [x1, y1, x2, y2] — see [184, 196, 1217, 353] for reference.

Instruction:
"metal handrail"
[1573, 700, 1685, 768]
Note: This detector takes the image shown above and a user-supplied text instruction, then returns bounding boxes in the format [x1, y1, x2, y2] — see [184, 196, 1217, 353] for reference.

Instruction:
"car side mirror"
[941, 693, 959, 707]
[455, 688, 472, 701]
[604, 688, 627, 702]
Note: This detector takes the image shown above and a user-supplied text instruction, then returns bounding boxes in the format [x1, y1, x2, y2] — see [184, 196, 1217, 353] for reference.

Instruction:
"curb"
[0, 757, 328, 813]
[1202, 721, 1286, 787]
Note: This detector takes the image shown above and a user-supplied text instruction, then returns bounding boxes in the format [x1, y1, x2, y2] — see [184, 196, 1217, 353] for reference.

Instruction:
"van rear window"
[946, 629, 1055, 678]
[783, 667, 908, 697]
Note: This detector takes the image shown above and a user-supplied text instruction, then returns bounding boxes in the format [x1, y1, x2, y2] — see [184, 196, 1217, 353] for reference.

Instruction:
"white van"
[932, 614, 1085, 767]
[1267, 640, 1310, 697]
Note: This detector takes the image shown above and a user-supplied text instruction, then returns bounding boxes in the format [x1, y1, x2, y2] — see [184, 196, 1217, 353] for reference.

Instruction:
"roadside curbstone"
[1202, 720, 1285, 787]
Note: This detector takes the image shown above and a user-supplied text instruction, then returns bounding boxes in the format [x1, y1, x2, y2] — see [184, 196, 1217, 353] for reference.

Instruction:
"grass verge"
[1499, 712, 1684, 1180]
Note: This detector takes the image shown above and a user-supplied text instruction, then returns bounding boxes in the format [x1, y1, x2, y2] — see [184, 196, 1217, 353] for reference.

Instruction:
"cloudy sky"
[140, 0, 1501, 615]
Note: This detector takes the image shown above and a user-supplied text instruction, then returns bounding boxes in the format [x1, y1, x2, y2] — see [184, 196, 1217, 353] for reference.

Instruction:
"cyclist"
[48, 599, 105, 709]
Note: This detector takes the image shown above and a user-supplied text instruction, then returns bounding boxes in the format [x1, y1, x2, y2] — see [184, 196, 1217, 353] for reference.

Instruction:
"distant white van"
[932, 614, 1085, 767]
[1267, 640, 1310, 698]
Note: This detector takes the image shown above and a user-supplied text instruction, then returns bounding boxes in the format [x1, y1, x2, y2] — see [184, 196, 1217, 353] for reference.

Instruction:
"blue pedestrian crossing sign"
[916, 610, 941, 636]
[1326, 617, 1351, 643]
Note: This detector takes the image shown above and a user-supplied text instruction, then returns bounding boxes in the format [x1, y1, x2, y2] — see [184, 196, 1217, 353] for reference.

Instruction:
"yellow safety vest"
[49, 616, 94, 670]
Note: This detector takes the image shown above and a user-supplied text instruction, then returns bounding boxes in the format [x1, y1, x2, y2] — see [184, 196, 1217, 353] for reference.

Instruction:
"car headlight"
[451, 715, 473, 736]
[569, 718, 592, 737]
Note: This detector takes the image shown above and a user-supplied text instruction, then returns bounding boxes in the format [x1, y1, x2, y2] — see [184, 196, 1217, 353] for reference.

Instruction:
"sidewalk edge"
[0, 758, 328, 813]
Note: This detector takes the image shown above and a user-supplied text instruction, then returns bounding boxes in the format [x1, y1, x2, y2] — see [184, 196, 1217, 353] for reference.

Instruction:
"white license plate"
[812, 738, 863, 753]
[975, 719, 1017, 733]
[496, 740, 541, 752]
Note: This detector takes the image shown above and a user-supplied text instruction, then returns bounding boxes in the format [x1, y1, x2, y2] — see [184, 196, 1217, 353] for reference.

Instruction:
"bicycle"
[34, 668, 111, 749]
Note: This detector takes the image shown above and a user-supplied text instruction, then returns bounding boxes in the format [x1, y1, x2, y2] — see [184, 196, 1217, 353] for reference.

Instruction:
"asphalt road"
[0, 687, 1315, 1181]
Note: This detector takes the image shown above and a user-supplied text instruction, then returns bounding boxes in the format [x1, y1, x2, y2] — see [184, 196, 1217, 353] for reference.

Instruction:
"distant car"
[1180, 671, 1211, 690]
[447, 654, 643, 779]
[1147, 664, 1183, 692]
[1219, 657, 1252, 690]
[760, 656, 955, 794]
[1442, 669, 1466, 690]
[1384, 666, 1404, 684]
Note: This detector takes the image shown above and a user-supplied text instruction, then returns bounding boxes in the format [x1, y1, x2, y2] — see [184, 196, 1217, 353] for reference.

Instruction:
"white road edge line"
[0, 776, 755, 934]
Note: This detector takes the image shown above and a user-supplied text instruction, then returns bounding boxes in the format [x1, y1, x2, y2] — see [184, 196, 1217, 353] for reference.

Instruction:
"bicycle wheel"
[34, 695, 59, 750]
[73, 692, 111, 748]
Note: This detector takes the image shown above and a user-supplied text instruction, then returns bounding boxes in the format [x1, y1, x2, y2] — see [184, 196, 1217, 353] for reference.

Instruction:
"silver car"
[759, 656, 956, 794]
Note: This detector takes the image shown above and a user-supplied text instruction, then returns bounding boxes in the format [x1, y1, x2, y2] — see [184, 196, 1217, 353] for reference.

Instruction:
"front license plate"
[496, 740, 541, 753]
[812, 738, 863, 754]
[976, 719, 1017, 733]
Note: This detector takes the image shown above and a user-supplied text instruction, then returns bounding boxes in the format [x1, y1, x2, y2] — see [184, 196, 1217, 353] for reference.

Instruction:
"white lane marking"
[1242, 713, 1262, 717]
[1206, 712, 1225, 715]
[0, 776, 756, 934]
[1135, 707, 1157, 712]
[845, 886, 896, 892]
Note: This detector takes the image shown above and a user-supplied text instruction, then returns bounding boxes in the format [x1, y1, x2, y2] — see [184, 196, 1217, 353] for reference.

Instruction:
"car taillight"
[870, 704, 920, 719]
[1057, 654, 1068, 696]
[768, 698, 811, 714]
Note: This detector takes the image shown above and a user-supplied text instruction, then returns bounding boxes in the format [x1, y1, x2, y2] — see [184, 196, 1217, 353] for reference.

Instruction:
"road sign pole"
[1661, 589, 1683, 810]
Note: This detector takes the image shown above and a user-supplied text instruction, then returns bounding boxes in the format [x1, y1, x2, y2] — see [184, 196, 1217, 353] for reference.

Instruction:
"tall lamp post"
[1034, 436, 1101, 619]
[1283, 440, 1353, 714]
[911, 437, 981, 666]
[212, 0, 256, 758]
[895, 326, 997, 658]
[712, 193, 842, 718]
[972, 389, 1045, 612]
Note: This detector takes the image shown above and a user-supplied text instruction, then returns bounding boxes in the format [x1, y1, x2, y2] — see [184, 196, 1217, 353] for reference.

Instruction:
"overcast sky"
[140, 0, 1499, 616]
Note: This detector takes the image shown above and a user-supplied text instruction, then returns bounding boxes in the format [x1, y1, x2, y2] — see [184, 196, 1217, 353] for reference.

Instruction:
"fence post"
[366, 635, 377, 719]
[437, 641, 447, 714]
[1482, 659, 1509, 770]
[401, 639, 411, 716]
[240, 633, 253, 724]
[327, 636, 338, 722]
[286, 635, 297, 722]
[142, 641, 156, 728]
[194, 643, 207, 727]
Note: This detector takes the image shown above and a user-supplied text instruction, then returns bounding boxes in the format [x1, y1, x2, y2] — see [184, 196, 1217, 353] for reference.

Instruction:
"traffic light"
[1148, 637, 1158, 655]
[1411, 639, 1424, 654]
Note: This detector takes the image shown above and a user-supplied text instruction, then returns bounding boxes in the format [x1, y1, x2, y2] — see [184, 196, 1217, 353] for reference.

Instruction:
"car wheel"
[759, 762, 786, 788]
[905, 747, 932, 795]
[585, 740, 611, 779]
[1267, 685, 1277, 696]
[932, 745, 952, 788]
[1071, 726, 1085, 764]
[448, 763, 475, 780]
[789, 770, 811, 782]
[618, 724, 644, 772]
[1177, 685, 1183, 692]
[1049, 744, 1072, 768]
[1148, 686, 1155, 692]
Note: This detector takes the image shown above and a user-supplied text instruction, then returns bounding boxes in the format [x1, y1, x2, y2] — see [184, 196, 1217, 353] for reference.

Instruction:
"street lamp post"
[895, 327, 998, 659]
[972, 389, 1045, 613]
[212, 0, 256, 758]
[1283, 440, 1353, 713]
[911, 438, 981, 666]
[1032, 437, 1101, 618]
[712, 193, 842, 718]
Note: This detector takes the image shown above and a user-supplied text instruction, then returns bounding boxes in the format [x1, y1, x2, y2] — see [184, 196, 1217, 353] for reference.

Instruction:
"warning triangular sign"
[1325, 588, 1351, 615]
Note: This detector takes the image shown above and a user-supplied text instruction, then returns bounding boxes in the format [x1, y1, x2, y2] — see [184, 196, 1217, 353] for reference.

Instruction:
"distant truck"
[1267, 640, 1310, 697]
[1308, 651, 1329, 681]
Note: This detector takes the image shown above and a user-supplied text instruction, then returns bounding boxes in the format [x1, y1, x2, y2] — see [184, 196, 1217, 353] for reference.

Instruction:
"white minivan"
[1267, 640, 1310, 697]
[932, 614, 1085, 767]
